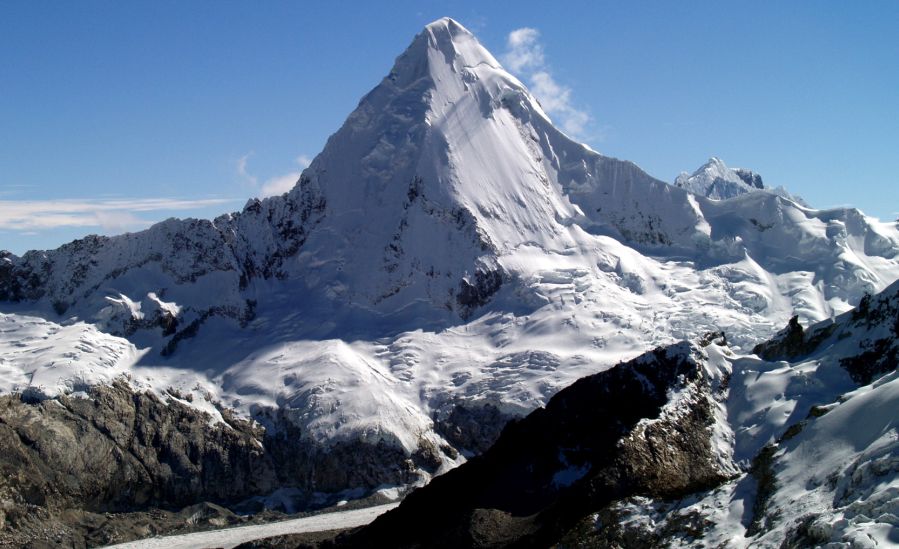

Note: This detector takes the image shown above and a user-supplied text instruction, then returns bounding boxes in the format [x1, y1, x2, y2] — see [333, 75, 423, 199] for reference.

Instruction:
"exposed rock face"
[754, 282, 899, 383]
[838, 289, 899, 383]
[433, 402, 514, 455]
[0, 383, 428, 546]
[457, 268, 504, 319]
[752, 314, 821, 360]
[340, 338, 732, 548]
[734, 167, 765, 189]
[0, 383, 279, 513]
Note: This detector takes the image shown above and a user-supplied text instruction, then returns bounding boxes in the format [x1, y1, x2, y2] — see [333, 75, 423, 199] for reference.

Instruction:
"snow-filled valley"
[1, 16, 898, 548]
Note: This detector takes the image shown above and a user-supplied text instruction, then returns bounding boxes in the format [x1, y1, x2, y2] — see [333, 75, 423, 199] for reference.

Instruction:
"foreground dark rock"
[433, 402, 514, 456]
[337, 337, 732, 548]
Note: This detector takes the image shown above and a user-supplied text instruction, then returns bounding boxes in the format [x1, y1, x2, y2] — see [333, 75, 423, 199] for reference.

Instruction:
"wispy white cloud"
[504, 28, 544, 73]
[501, 27, 592, 140]
[238, 153, 312, 198]
[237, 153, 258, 188]
[260, 173, 301, 197]
[0, 197, 237, 231]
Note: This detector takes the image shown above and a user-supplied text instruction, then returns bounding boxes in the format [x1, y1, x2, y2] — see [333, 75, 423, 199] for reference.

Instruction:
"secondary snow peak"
[674, 156, 804, 204]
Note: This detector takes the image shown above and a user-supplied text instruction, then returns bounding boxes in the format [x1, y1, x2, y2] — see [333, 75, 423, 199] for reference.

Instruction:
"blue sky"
[2, 1, 897, 254]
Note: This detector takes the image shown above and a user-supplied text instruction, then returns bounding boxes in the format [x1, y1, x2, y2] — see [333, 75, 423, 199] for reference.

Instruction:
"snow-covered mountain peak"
[674, 156, 805, 205]
[384, 17, 504, 92]
[419, 17, 500, 69]
[675, 156, 757, 199]
[4, 19, 897, 329]
[702, 156, 733, 176]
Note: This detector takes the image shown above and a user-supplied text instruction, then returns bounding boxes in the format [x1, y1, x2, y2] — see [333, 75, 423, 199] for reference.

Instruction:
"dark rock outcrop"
[751, 314, 834, 361]
[839, 288, 899, 383]
[339, 339, 731, 548]
[734, 168, 764, 190]
[457, 268, 504, 319]
[754, 282, 899, 383]
[433, 402, 514, 455]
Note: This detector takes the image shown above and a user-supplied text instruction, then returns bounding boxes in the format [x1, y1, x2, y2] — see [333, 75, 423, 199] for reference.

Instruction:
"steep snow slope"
[1, 17, 898, 503]
[755, 371, 899, 547]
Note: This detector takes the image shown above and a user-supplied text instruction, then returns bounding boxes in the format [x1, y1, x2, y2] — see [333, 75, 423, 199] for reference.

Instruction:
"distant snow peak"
[675, 156, 805, 205]
[674, 156, 756, 200]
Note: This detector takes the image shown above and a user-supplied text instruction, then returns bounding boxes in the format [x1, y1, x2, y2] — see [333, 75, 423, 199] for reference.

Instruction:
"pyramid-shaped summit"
[389, 17, 503, 84]
[3, 17, 898, 335]
[1, 17, 897, 358]
[295, 16, 705, 317]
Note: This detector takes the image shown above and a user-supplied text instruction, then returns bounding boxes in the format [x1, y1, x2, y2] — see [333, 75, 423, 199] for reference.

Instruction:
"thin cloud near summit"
[501, 27, 591, 140]
[238, 153, 312, 198]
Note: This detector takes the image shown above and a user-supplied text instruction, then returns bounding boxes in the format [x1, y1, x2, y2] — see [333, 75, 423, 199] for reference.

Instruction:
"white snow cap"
[416, 17, 502, 69]
[383, 16, 517, 101]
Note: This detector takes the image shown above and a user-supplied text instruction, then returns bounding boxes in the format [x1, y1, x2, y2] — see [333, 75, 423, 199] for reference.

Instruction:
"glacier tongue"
[0, 16, 898, 502]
